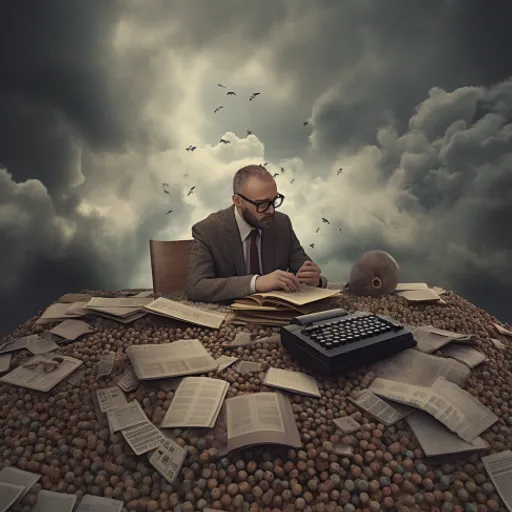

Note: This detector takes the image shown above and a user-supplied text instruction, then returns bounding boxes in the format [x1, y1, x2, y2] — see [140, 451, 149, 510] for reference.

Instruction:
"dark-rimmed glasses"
[236, 193, 285, 213]
[23, 356, 65, 373]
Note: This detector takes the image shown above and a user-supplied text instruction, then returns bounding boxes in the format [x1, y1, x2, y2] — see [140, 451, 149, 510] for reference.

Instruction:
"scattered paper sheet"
[133, 290, 154, 298]
[64, 301, 90, 317]
[247, 284, 341, 306]
[35, 303, 77, 325]
[490, 338, 506, 350]
[143, 297, 226, 329]
[333, 416, 361, 434]
[121, 417, 166, 455]
[432, 286, 447, 295]
[148, 438, 187, 484]
[349, 390, 414, 426]
[373, 348, 471, 387]
[95, 352, 115, 380]
[49, 319, 93, 341]
[221, 333, 281, 348]
[87, 297, 152, 308]
[107, 400, 146, 432]
[406, 411, 488, 458]
[481, 450, 512, 511]
[215, 355, 239, 372]
[263, 367, 320, 398]
[411, 326, 475, 353]
[161, 377, 229, 428]
[0, 335, 33, 354]
[0, 467, 41, 501]
[26, 336, 59, 355]
[493, 323, 512, 337]
[0, 355, 83, 392]
[32, 489, 77, 512]
[0, 354, 12, 373]
[441, 344, 487, 368]
[126, 340, 218, 380]
[96, 387, 127, 413]
[116, 369, 139, 392]
[0, 482, 25, 512]
[395, 282, 429, 291]
[236, 361, 262, 374]
[75, 494, 124, 512]
[396, 288, 440, 302]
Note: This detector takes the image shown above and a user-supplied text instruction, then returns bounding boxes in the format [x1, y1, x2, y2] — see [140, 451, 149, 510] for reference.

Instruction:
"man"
[185, 164, 328, 302]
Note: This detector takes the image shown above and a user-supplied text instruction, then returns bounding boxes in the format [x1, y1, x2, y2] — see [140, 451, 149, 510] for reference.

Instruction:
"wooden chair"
[149, 239, 194, 294]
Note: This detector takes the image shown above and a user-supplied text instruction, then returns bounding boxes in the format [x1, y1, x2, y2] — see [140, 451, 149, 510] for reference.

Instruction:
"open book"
[238, 284, 341, 307]
[126, 339, 218, 380]
[160, 377, 229, 428]
[225, 392, 301, 453]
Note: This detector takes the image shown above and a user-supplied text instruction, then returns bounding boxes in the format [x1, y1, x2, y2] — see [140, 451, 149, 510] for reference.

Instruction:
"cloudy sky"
[1, 0, 511, 337]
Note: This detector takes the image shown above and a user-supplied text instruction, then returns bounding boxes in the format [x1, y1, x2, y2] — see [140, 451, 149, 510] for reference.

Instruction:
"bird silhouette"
[249, 93, 260, 101]
[218, 84, 226, 88]
[226, 91, 236, 96]
[186, 145, 197, 151]
[337, 168, 343, 175]
[260, 162, 268, 166]
[162, 182, 169, 187]
[219, 138, 230, 144]
[187, 186, 196, 196]
[166, 210, 173, 215]
[303, 121, 309, 126]
[316, 227, 320, 233]
[309, 243, 315, 249]
[290, 178, 295, 184]
[183, 173, 188, 178]
[280, 167, 285, 173]
[338, 228, 342, 233]
[322, 217, 330, 224]
[163, 189, 170, 194]
[214, 106, 224, 113]
[246, 130, 252, 136]
[272, 173, 279, 178]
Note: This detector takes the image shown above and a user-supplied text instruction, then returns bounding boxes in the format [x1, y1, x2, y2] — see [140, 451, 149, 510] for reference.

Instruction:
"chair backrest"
[149, 239, 194, 294]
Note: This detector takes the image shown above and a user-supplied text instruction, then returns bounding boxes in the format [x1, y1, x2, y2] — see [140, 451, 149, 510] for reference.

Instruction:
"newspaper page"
[121, 418, 166, 456]
[143, 297, 226, 329]
[148, 438, 187, 484]
[96, 387, 127, 413]
[236, 361, 262, 374]
[215, 355, 238, 372]
[75, 494, 124, 512]
[406, 411, 488, 458]
[349, 390, 414, 426]
[0, 335, 33, 354]
[411, 326, 473, 353]
[116, 369, 139, 392]
[441, 344, 487, 368]
[0, 355, 82, 392]
[161, 377, 229, 428]
[32, 490, 77, 512]
[263, 368, 320, 398]
[95, 352, 115, 380]
[106, 400, 146, 432]
[0, 482, 25, 512]
[333, 415, 361, 434]
[227, 392, 285, 437]
[0, 467, 41, 500]
[0, 354, 12, 373]
[49, 319, 93, 341]
[26, 336, 59, 355]
[126, 340, 218, 380]
[373, 348, 471, 387]
[481, 450, 512, 511]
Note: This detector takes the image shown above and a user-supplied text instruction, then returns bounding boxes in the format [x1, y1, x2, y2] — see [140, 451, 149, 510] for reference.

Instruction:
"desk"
[0, 285, 509, 511]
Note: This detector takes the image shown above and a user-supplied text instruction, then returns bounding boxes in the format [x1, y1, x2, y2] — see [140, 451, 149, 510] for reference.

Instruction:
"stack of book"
[226, 284, 343, 326]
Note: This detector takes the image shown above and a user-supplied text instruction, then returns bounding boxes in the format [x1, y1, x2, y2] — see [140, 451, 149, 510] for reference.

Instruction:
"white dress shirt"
[234, 206, 263, 293]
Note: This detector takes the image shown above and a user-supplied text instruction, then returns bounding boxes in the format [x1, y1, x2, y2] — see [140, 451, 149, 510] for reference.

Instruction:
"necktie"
[249, 229, 261, 275]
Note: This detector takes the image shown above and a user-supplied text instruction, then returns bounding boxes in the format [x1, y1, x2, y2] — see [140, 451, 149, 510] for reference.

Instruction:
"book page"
[143, 297, 226, 329]
[236, 361, 262, 374]
[126, 340, 217, 380]
[35, 303, 75, 324]
[95, 353, 115, 380]
[121, 418, 166, 455]
[263, 368, 320, 398]
[32, 490, 77, 512]
[116, 369, 139, 392]
[396, 288, 440, 302]
[160, 377, 229, 428]
[148, 438, 187, 484]
[0, 354, 12, 373]
[75, 495, 123, 512]
[0, 335, 33, 354]
[49, 319, 93, 341]
[0, 467, 41, 500]
[481, 450, 512, 511]
[441, 344, 487, 368]
[96, 387, 127, 413]
[215, 355, 239, 371]
[64, 301, 90, 316]
[349, 390, 413, 426]
[333, 416, 361, 434]
[87, 297, 152, 308]
[26, 336, 59, 355]
[0, 356, 83, 392]
[406, 411, 488, 457]
[106, 400, 146, 432]
[0, 482, 25, 512]
[227, 393, 285, 438]
[250, 284, 341, 306]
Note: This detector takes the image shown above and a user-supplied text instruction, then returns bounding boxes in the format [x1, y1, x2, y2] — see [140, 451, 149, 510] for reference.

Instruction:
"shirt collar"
[234, 205, 261, 241]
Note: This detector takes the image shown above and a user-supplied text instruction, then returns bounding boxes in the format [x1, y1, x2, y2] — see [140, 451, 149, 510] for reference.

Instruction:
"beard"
[242, 206, 275, 230]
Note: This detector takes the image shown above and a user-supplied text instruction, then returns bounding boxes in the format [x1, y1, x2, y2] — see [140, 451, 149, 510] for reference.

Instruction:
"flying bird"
[246, 130, 252, 136]
[272, 173, 279, 178]
[162, 182, 169, 187]
[226, 91, 236, 96]
[183, 173, 188, 178]
[219, 138, 230, 144]
[338, 228, 342, 233]
[316, 227, 320, 233]
[214, 106, 224, 113]
[218, 84, 226, 88]
[166, 210, 173, 215]
[259, 162, 268, 167]
[163, 189, 170, 194]
[280, 167, 285, 173]
[186, 145, 197, 151]
[322, 217, 330, 224]
[337, 168, 343, 175]
[187, 186, 196, 196]
[309, 243, 315, 249]
[249, 93, 260, 101]
[290, 178, 294, 184]
[303, 121, 309, 126]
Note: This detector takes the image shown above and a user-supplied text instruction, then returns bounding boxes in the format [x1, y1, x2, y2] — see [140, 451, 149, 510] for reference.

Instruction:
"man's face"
[237, 177, 278, 230]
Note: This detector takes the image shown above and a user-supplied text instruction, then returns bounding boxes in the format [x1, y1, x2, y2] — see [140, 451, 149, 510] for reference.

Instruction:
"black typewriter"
[280, 308, 416, 376]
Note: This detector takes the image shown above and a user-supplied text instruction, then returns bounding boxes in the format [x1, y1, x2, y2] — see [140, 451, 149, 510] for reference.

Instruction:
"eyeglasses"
[236, 193, 285, 213]
[23, 356, 65, 373]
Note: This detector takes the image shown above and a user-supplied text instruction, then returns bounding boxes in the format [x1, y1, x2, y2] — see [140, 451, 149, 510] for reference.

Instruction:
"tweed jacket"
[185, 204, 328, 303]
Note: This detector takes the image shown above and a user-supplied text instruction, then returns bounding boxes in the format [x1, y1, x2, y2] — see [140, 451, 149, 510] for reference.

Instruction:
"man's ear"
[232, 194, 241, 207]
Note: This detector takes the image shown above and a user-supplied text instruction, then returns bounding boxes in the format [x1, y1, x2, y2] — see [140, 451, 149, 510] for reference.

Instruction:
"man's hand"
[255, 270, 301, 293]
[296, 260, 321, 286]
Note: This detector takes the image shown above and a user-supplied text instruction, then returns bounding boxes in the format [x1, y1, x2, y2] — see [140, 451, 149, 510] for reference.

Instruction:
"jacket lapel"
[261, 225, 275, 274]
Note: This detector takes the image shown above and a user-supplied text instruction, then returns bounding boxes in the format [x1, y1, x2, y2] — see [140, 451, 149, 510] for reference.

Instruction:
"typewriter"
[280, 308, 416, 376]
